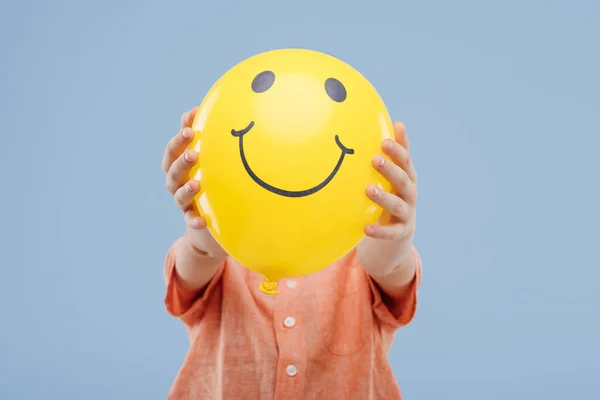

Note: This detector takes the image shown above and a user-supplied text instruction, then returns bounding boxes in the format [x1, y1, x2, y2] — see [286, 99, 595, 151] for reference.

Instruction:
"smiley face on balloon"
[188, 48, 393, 293]
[231, 70, 356, 198]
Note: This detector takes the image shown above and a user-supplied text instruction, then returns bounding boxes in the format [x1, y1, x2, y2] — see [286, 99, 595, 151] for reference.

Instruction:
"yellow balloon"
[188, 48, 393, 294]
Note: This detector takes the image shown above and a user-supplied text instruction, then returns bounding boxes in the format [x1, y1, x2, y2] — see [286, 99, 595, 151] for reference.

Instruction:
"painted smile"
[231, 121, 355, 197]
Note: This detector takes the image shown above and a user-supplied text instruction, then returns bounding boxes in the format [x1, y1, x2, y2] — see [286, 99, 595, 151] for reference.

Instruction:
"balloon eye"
[252, 71, 275, 93]
[325, 78, 347, 102]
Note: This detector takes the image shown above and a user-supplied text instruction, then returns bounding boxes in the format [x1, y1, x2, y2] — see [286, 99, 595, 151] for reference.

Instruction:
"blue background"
[1, 0, 599, 399]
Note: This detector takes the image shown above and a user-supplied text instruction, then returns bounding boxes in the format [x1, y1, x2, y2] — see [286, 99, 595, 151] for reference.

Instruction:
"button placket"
[271, 284, 308, 399]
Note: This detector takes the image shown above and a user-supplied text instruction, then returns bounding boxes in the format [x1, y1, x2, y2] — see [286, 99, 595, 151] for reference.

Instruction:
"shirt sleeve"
[163, 238, 225, 327]
[367, 249, 423, 330]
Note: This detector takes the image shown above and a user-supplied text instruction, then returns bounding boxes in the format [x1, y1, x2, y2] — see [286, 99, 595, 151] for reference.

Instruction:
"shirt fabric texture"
[164, 238, 422, 400]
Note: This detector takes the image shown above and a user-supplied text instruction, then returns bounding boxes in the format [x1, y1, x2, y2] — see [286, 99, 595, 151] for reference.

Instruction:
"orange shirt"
[164, 238, 422, 400]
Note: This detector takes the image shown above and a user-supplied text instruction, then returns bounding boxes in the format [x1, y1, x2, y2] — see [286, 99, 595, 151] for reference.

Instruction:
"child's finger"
[366, 185, 409, 221]
[372, 155, 417, 205]
[166, 149, 197, 194]
[393, 121, 409, 149]
[364, 223, 406, 241]
[180, 107, 199, 129]
[162, 127, 193, 173]
[174, 180, 200, 211]
[382, 138, 417, 183]
[184, 209, 207, 230]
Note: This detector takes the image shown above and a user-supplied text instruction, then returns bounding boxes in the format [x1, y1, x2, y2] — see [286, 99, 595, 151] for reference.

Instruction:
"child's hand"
[357, 122, 418, 286]
[365, 121, 417, 245]
[162, 107, 226, 257]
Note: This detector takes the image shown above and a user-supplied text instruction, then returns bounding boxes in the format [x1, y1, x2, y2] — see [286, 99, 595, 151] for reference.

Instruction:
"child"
[161, 107, 422, 400]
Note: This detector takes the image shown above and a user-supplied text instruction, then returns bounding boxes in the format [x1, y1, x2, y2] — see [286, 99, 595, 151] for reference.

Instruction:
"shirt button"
[286, 364, 298, 377]
[283, 316, 296, 328]
[286, 280, 297, 289]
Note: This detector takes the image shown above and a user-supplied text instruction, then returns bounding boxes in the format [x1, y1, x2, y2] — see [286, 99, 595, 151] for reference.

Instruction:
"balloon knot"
[259, 275, 279, 295]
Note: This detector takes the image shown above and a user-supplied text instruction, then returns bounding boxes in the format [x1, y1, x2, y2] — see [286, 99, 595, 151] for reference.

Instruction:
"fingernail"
[181, 129, 190, 139]
[366, 226, 375, 235]
[377, 155, 385, 168]
[384, 139, 393, 149]
[370, 186, 379, 198]
[184, 151, 192, 162]
[186, 182, 194, 192]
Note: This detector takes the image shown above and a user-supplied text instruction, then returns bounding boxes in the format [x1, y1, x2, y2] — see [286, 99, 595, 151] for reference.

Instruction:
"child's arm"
[172, 230, 227, 291]
[163, 108, 228, 292]
[359, 241, 419, 299]
[357, 121, 420, 299]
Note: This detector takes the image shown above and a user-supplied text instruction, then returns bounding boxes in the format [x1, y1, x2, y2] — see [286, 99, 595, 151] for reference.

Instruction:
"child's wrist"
[182, 229, 228, 261]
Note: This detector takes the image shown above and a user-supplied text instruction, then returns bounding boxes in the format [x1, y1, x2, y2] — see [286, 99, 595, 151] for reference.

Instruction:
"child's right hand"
[162, 107, 227, 259]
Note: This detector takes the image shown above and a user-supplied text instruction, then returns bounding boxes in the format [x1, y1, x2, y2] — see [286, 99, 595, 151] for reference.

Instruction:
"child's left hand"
[357, 122, 418, 282]
[365, 121, 417, 242]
